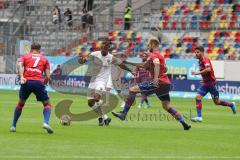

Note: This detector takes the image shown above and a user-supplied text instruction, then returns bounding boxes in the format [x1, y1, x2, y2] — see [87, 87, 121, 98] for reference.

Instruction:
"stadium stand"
[155, 0, 239, 30]
[0, 0, 239, 74]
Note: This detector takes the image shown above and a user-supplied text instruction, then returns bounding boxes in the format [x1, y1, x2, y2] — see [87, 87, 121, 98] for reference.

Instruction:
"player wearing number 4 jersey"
[191, 46, 237, 122]
[10, 43, 53, 134]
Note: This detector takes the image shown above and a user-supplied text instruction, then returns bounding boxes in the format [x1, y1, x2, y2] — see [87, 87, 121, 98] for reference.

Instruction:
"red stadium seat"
[235, 37, 240, 43]
[164, 15, 170, 21]
[214, 32, 220, 38]
[236, 4, 240, 11]
[171, 21, 177, 29]
[207, 48, 213, 54]
[225, 32, 230, 37]
[181, 20, 187, 29]
[220, 14, 227, 20]
[163, 21, 168, 29]
[218, 0, 224, 4]
[200, 21, 205, 28]
[236, 32, 240, 37]
[202, 8, 209, 16]
[180, 4, 187, 10]
[231, 14, 238, 21]
[194, 4, 201, 10]
[184, 9, 190, 15]
[218, 48, 224, 54]
[217, 8, 223, 15]
[208, 43, 214, 49]
[229, 21, 235, 28]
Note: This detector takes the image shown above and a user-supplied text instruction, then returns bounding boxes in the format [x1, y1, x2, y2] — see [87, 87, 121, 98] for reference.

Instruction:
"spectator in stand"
[52, 6, 61, 25]
[124, 3, 132, 30]
[82, 0, 94, 28]
[82, 8, 88, 30]
[64, 8, 73, 28]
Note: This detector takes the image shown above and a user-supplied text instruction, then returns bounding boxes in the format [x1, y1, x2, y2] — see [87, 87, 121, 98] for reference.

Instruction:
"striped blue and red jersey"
[134, 68, 151, 84]
[199, 57, 216, 86]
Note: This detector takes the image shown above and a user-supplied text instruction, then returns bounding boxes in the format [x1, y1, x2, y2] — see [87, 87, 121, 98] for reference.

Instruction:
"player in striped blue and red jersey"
[112, 37, 191, 130]
[134, 52, 151, 108]
[191, 46, 237, 122]
[10, 43, 53, 134]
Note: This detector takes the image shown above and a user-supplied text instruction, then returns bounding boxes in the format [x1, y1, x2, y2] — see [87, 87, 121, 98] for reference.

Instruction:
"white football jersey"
[89, 51, 121, 82]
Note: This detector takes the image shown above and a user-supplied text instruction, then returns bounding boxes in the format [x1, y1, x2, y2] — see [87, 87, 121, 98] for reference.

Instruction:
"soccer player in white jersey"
[79, 38, 133, 126]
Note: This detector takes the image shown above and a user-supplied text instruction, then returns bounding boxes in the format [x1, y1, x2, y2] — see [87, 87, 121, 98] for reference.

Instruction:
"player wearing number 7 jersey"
[10, 43, 53, 134]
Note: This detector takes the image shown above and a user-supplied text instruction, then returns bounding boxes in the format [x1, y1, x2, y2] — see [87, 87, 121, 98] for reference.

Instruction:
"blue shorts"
[138, 81, 171, 102]
[19, 80, 49, 101]
[197, 84, 219, 99]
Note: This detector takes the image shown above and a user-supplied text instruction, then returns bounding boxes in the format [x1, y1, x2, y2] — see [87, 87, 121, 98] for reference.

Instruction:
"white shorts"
[106, 76, 113, 89]
[87, 80, 106, 99]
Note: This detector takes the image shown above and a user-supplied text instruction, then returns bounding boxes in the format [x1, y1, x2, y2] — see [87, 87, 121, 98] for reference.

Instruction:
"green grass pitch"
[0, 90, 239, 160]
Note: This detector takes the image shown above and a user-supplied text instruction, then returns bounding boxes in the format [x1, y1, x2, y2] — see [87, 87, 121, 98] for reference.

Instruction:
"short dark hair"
[101, 37, 112, 47]
[31, 43, 41, 50]
[195, 46, 204, 52]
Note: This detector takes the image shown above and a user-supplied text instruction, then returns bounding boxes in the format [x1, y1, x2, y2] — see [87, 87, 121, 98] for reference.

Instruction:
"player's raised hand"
[20, 77, 26, 84]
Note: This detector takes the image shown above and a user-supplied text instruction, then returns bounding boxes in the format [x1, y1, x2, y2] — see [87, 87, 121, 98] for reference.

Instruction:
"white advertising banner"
[212, 60, 224, 79]
[0, 74, 20, 90]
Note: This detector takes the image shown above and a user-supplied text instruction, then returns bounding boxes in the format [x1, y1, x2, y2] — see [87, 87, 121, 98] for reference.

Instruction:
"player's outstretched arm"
[118, 63, 136, 76]
[112, 56, 135, 76]
[192, 67, 210, 75]
[123, 60, 145, 68]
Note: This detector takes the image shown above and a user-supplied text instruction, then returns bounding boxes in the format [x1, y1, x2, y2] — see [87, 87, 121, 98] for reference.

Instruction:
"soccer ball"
[60, 115, 71, 126]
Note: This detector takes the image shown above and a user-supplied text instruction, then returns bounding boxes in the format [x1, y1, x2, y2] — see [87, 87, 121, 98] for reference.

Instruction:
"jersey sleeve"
[19, 55, 25, 64]
[111, 56, 122, 65]
[204, 58, 211, 67]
